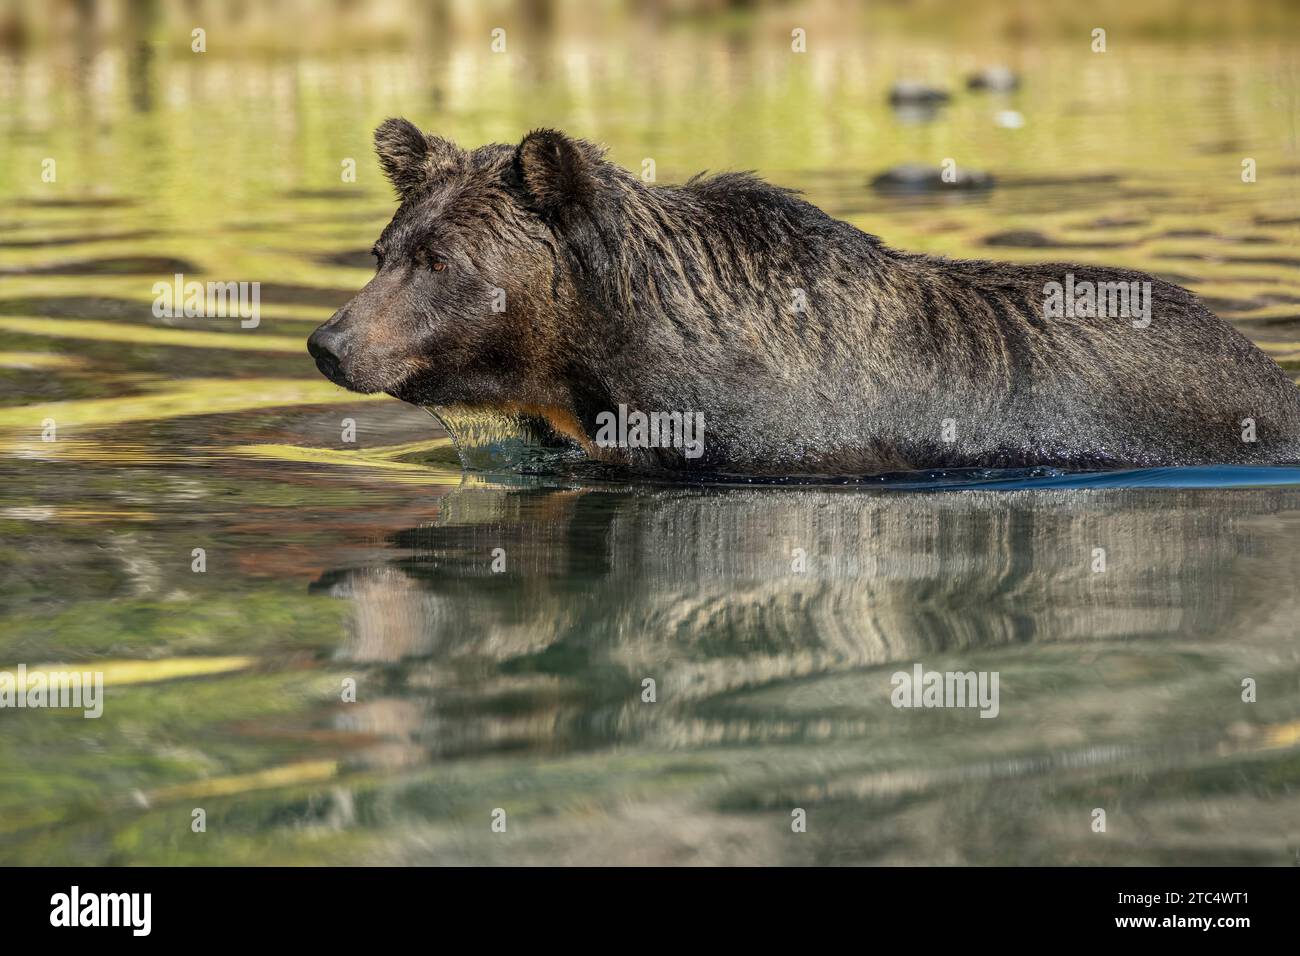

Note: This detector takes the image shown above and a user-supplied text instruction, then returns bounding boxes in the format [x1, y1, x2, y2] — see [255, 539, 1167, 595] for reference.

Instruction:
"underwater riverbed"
[2, 3, 1300, 864]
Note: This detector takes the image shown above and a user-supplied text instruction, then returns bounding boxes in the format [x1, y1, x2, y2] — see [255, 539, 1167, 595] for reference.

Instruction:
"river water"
[1, 3, 1299, 863]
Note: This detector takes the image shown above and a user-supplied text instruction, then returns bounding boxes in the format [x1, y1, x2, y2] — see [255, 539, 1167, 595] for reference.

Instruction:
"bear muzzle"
[307, 325, 352, 388]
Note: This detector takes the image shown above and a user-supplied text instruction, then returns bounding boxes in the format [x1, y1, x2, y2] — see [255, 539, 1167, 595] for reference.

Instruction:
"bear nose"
[308, 327, 346, 383]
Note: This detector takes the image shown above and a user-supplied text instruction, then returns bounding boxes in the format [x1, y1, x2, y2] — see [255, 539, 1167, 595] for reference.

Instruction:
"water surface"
[2, 3, 1299, 864]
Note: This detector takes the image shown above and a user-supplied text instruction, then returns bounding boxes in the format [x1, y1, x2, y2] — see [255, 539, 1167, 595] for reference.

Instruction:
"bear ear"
[374, 118, 462, 199]
[514, 128, 604, 214]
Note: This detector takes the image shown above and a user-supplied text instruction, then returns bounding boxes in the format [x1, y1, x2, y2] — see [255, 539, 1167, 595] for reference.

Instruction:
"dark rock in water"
[870, 163, 995, 194]
[967, 66, 1020, 92]
[888, 81, 951, 106]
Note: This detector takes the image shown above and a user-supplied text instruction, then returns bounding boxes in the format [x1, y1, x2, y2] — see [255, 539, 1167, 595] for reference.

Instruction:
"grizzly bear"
[307, 118, 1300, 476]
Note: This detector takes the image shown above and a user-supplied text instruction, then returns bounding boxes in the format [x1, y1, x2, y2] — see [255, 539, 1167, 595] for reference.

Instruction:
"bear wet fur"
[306, 118, 1300, 476]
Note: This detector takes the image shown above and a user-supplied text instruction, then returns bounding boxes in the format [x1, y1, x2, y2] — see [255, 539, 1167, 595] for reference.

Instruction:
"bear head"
[307, 118, 609, 416]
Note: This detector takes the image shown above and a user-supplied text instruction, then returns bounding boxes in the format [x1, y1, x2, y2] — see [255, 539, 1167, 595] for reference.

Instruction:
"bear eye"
[431, 260, 446, 272]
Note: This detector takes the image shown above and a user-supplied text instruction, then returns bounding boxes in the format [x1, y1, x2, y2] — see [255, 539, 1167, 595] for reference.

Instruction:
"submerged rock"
[967, 66, 1020, 92]
[870, 163, 996, 194]
[888, 81, 951, 106]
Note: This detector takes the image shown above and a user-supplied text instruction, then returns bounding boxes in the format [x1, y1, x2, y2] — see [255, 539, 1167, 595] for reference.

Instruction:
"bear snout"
[307, 325, 350, 387]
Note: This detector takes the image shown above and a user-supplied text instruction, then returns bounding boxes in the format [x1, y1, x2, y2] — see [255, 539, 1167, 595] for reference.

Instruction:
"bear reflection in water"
[309, 480, 1300, 761]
